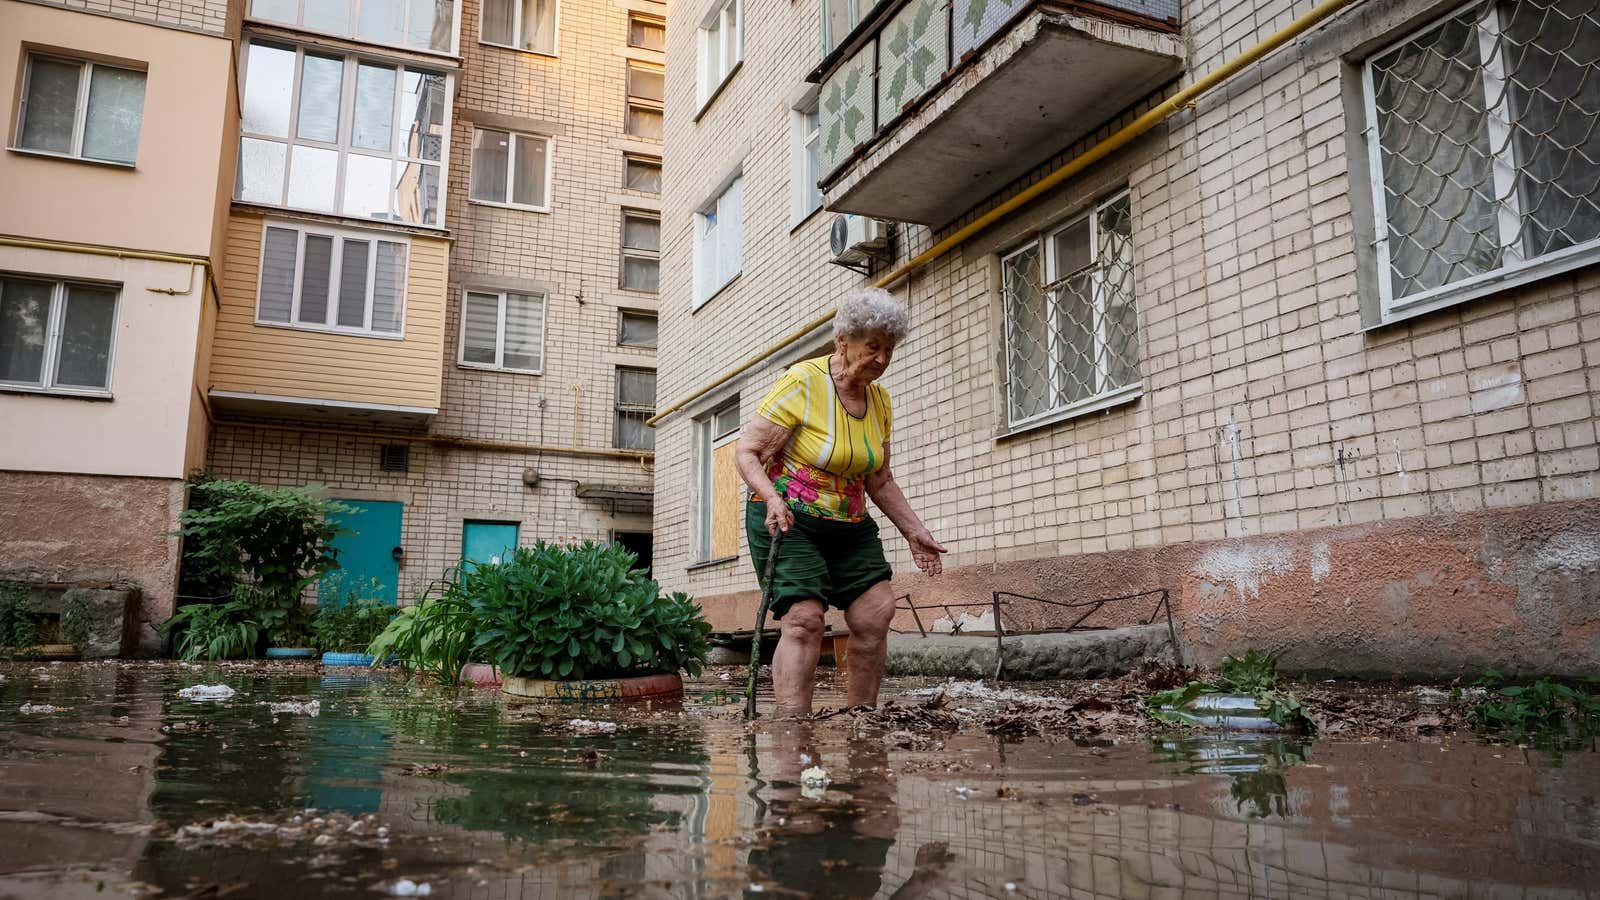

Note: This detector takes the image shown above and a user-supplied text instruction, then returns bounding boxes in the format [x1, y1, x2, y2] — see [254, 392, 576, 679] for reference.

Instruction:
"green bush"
[0, 582, 39, 655]
[171, 474, 352, 649]
[312, 595, 399, 653]
[468, 541, 710, 680]
[163, 588, 262, 661]
[366, 584, 478, 686]
[1468, 672, 1600, 749]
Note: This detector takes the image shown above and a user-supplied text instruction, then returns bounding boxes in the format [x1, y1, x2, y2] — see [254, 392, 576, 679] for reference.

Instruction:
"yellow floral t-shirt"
[753, 355, 892, 521]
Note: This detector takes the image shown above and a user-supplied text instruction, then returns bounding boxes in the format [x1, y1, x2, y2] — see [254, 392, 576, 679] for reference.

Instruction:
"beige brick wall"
[16, 0, 231, 34]
[207, 0, 668, 592]
[653, 0, 1600, 606]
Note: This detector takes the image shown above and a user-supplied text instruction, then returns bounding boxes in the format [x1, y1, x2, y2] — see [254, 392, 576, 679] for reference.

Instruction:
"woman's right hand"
[765, 498, 794, 537]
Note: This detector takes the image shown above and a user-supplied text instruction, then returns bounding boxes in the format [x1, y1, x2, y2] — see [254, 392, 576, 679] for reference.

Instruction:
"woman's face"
[835, 329, 896, 384]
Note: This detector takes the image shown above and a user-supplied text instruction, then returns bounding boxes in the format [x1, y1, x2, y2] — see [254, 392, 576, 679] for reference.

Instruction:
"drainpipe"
[645, 0, 1364, 428]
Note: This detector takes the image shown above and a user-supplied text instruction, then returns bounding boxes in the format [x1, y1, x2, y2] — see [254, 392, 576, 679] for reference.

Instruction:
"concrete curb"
[885, 624, 1177, 680]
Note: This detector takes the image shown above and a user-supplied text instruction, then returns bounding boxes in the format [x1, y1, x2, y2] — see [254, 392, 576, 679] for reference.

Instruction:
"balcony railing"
[815, 0, 1183, 225]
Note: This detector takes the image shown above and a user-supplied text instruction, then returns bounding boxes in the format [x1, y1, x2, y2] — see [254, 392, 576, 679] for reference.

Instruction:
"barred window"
[1364, 0, 1600, 317]
[614, 367, 657, 450]
[1000, 192, 1139, 430]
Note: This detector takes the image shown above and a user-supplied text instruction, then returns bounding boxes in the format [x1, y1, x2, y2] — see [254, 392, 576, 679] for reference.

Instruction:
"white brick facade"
[655, 0, 1600, 672]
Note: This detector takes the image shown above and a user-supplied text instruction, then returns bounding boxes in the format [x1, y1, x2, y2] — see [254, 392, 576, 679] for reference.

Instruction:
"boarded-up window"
[695, 399, 742, 562]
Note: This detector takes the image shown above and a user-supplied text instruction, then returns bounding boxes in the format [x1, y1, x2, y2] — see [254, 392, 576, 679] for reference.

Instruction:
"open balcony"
[815, 0, 1184, 227]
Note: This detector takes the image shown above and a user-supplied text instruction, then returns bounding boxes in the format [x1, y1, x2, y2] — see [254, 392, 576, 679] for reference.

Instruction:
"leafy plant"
[173, 474, 352, 647]
[59, 594, 94, 649]
[0, 582, 39, 656]
[1145, 649, 1316, 733]
[1467, 673, 1600, 749]
[469, 541, 711, 680]
[312, 594, 399, 653]
[366, 583, 478, 686]
[163, 591, 262, 661]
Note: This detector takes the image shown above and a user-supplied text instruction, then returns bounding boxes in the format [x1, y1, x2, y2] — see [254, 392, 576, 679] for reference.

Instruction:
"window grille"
[379, 444, 409, 472]
[1001, 192, 1140, 430]
[613, 367, 657, 450]
[1364, 0, 1600, 315]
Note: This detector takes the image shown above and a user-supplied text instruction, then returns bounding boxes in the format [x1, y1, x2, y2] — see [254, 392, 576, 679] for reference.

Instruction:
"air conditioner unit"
[829, 214, 889, 269]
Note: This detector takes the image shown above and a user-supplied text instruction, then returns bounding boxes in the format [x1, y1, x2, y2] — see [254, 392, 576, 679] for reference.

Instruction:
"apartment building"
[655, 0, 1600, 676]
[0, 0, 237, 652]
[203, 0, 668, 602]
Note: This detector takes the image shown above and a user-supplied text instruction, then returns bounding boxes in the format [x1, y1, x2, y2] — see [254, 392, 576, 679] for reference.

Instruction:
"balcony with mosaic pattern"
[813, 0, 1184, 227]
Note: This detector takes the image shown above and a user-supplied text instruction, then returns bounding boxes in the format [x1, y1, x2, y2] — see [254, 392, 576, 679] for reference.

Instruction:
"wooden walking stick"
[744, 530, 784, 720]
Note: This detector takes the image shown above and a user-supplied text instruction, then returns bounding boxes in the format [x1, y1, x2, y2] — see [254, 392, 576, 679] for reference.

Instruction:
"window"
[1364, 0, 1600, 320]
[624, 155, 661, 193]
[620, 211, 660, 291]
[618, 310, 658, 347]
[613, 367, 656, 450]
[1000, 191, 1138, 430]
[697, 0, 743, 108]
[628, 13, 666, 51]
[15, 54, 146, 165]
[481, 0, 557, 55]
[790, 102, 822, 224]
[626, 62, 664, 140]
[469, 128, 550, 210]
[236, 40, 448, 227]
[820, 0, 862, 57]
[0, 276, 118, 394]
[459, 288, 546, 373]
[248, 0, 459, 54]
[694, 176, 743, 307]
[256, 221, 408, 336]
[693, 399, 742, 562]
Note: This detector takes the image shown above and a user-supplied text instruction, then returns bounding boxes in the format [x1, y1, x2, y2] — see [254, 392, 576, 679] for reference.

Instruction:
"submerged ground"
[2, 662, 1597, 899]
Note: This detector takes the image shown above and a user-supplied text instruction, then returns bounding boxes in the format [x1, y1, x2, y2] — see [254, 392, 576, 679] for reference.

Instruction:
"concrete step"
[885, 624, 1178, 681]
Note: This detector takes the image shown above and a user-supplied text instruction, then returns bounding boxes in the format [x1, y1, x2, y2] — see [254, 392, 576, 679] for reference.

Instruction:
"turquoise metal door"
[462, 521, 519, 571]
[323, 500, 403, 606]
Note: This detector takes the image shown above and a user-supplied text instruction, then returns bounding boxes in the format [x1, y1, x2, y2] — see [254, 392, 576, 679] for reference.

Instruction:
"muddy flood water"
[3, 662, 1598, 899]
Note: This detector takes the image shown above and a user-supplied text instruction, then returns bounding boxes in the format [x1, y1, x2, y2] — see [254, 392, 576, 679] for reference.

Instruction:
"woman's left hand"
[907, 529, 947, 576]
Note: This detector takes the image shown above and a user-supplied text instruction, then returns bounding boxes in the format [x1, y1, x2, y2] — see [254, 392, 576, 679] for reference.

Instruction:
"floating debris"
[564, 719, 618, 735]
[177, 685, 236, 702]
[19, 703, 57, 715]
[265, 699, 320, 716]
[389, 879, 433, 896]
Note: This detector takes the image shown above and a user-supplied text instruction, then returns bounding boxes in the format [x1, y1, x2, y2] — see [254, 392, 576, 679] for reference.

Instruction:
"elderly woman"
[736, 288, 946, 717]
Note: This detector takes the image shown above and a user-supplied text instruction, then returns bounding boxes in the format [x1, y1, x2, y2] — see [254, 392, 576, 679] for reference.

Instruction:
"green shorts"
[746, 502, 893, 621]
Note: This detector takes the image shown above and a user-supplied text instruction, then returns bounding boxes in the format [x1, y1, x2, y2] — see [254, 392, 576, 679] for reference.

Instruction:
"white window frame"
[789, 99, 822, 226]
[0, 275, 120, 397]
[478, 0, 561, 56]
[235, 39, 453, 229]
[254, 219, 409, 339]
[1001, 189, 1140, 432]
[627, 12, 666, 51]
[693, 175, 743, 309]
[696, 0, 744, 112]
[619, 210, 660, 293]
[820, 0, 861, 58]
[457, 287, 547, 374]
[1361, 0, 1600, 325]
[468, 127, 553, 212]
[245, 0, 463, 57]
[13, 53, 146, 167]
[692, 398, 741, 563]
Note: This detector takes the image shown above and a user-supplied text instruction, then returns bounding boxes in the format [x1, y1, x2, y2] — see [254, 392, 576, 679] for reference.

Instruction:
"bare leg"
[772, 600, 826, 717]
[843, 581, 895, 708]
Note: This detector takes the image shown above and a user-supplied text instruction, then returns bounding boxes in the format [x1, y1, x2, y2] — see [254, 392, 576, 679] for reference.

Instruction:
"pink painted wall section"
[0, 247, 206, 479]
[0, 0, 233, 257]
[695, 499, 1600, 678]
[0, 470, 184, 655]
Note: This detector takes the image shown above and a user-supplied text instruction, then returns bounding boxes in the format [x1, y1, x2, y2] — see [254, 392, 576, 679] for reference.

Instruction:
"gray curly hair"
[833, 287, 909, 344]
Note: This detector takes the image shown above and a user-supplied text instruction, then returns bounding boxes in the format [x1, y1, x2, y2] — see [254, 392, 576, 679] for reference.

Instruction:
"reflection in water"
[2, 663, 1600, 899]
[1151, 734, 1310, 818]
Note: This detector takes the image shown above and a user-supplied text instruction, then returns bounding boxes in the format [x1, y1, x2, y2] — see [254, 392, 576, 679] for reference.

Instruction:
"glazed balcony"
[815, 0, 1184, 226]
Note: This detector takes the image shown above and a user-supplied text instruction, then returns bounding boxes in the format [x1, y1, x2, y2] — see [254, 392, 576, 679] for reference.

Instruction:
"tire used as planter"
[502, 672, 683, 703]
[266, 647, 318, 659]
[322, 652, 377, 667]
[461, 663, 502, 687]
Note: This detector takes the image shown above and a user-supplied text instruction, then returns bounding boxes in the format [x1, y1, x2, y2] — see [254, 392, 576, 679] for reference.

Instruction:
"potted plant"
[468, 542, 711, 702]
[314, 591, 400, 666]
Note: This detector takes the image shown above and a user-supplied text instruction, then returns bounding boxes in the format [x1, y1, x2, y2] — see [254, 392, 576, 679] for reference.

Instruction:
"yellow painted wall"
[208, 212, 448, 411]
